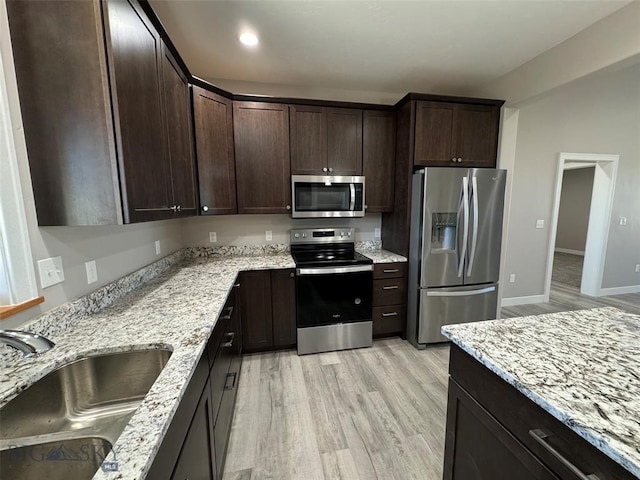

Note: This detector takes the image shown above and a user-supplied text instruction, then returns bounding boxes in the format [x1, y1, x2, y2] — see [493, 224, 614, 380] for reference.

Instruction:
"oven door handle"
[297, 265, 374, 275]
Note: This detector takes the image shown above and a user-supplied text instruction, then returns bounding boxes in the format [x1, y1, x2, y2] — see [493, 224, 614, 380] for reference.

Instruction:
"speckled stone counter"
[0, 251, 294, 480]
[442, 307, 640, 478]
[357, 248, 407, 263]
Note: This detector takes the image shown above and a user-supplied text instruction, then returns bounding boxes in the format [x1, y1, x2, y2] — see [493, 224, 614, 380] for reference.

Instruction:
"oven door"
[291, 175, 365, 218]
[296, 265, 373, 328]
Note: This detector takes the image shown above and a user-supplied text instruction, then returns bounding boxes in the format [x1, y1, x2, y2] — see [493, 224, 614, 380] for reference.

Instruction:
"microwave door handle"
[349, 183, 356, 211]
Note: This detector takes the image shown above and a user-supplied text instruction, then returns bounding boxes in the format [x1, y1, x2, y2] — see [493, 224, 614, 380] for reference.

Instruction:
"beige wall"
[555, 167, 595, 253]
[501, 63, 640, 299]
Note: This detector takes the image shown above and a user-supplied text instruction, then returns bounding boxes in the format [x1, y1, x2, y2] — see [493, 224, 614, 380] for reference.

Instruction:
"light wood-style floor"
[224, 271, 640, 480]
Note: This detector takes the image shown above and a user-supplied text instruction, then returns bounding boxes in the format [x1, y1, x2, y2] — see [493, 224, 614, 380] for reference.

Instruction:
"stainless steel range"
[290, 228, 373, 355]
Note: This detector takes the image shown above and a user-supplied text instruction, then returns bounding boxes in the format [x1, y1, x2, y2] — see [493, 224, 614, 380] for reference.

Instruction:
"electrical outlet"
[37, 256, 65, 289]
[85, 260, 98, 284]
[209, 232, 217, 243]
[509, 273, 516, 283]
[266, 230, 272, 241]
[635, 264, 640, 273]
[535, 219, 544, 229]
[374, 227, 381, 239]
[155, 240, 161, 255]
[619, 217, 627, 226]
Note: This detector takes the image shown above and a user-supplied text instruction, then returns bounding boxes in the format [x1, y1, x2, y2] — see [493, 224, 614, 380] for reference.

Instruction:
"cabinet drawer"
[450, 346, 637, 480]
[372, 305, 405, 337]
[373, 279, 406, 306]
[373, 262, 407, 279]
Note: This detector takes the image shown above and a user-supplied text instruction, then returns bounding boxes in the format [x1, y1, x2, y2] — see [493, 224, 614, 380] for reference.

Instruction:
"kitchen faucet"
[0, 330, 55, 357]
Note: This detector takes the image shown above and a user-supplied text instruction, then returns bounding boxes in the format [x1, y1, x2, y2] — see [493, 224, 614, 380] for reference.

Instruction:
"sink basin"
[0, 348, 171, 441]
[1, 437, 113, 480]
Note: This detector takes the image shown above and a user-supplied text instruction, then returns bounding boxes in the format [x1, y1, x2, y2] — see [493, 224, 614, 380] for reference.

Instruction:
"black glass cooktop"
[290, 243, 373, 268]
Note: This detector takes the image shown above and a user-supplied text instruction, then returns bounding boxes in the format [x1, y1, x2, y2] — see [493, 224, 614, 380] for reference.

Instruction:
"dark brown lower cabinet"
[372, 263, 407, 338]
[240, 269, 297, 352]
[170, 381, 216, 480]
[148, 281, 242, 480]
[444, 346, 637, 480]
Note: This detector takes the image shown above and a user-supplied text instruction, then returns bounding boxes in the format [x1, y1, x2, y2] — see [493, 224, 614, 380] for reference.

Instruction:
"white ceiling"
[150, 0, 632, 97]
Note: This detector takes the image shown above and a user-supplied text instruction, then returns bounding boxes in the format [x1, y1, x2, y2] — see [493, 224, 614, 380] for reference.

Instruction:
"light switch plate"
[536, 219, 544, 229]
[38, 256, 65, 289]
[374, 227, 381, 239]
[619, 217, 627, 226]
[266, 230, 272, 241]
[85, 260, 98, 284]
[209, 232, 217, 243]
[509, 273, 516, 283]
[155, 240, 161, 255]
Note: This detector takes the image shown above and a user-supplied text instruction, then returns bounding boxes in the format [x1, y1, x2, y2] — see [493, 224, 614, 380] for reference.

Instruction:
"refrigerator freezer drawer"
[417, 285, 498, 344]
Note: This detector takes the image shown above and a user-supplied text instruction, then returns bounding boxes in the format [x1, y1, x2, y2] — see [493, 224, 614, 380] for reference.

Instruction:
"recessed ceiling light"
[239, 32, 258, 46]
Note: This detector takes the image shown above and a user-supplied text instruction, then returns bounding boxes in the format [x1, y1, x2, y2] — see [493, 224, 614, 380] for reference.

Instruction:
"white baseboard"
[554, 248, 585, 256]
[597, 285, 640, 296]
[501, 295, 546, 307]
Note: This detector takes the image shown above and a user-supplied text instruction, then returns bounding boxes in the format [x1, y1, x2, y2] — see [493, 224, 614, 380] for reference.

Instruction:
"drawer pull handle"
[383, 285, 399, 290]
[224, 372, 237, 390]
[221, 306, 234, 320]
[222, 331, 235, 348]
[383, 269, 399, 273]
[529, 429, 600, 480]
[381, 312, 398, 317]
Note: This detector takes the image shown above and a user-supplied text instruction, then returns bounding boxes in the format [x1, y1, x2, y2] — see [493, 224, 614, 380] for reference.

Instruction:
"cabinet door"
[193, 86, 237, 215]
[363, 110, 395, 212]
[239, 271, 273, 352]
[171, 381, 216, 480]
[105, 0, 172, 223]
[453, 104, 500, 168]
[160, 43, 197, 216]
[414, 101, 456, 167]
[271, 269, 297, 348]
[290, 105, 326, 175]
[234, 101, 290, 214]
[327, 108, 363, 175]
[443, 380, 559, 480]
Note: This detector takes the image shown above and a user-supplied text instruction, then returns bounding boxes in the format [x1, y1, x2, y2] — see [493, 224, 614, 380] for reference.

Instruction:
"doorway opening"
[545, 153, 619, 300]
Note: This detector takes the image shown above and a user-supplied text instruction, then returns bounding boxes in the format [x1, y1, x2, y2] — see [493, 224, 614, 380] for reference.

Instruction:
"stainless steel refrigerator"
[407, 167, 506, 347]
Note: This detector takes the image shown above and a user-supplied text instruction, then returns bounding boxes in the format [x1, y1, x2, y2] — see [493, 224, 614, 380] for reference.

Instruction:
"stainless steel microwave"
[291, 175, 365, 218]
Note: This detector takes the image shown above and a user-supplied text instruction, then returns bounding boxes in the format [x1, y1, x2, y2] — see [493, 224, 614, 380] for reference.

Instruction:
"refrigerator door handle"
[467, 176, 479, 277]
[457, 176, 469, 278]
[426, 285, 496, 297]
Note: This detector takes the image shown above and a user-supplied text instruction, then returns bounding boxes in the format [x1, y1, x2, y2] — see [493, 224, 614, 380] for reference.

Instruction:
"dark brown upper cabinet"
[233, 101, 291, 214]
[414, 101, 500, 168]
[6, 0, 195, 225]
[290, 106, 363, 176]
[192, 86, 236, 215]
[363, 110, 396, 213]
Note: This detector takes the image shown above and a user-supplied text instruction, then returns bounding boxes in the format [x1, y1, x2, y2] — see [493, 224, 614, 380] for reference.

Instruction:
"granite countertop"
[0, 252, 295, 480]
[442, 307, 640, 478]
[358, 248, 407, 263]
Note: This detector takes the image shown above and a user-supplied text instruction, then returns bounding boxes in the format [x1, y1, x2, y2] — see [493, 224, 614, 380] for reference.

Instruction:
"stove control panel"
[290, 227, 356, 244]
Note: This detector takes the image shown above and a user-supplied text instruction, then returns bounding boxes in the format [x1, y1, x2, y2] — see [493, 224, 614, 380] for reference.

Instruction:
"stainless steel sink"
[1, 437, 113, 480]
[0, 349, 171, 478]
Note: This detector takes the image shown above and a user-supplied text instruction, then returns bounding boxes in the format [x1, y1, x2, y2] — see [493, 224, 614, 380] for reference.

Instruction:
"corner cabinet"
[414, 101, 501, 168]
[444, 346, 636, 480]
[6, 0, 196, 225]
[192, 86, 237, 215]
[233, 102, 291, 214]
[363, 110, 396, 213]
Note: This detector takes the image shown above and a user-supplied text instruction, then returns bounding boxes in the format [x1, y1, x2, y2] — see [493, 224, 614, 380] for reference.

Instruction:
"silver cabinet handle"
[224, 371, 237, 390]
[221, 306, 234, 320]
[381, 312, 398, 317]
[297, 265, 373, 275]
[328, 167, 333, 172]
[529, 429, 600, 480]
[457, 157, 463, 163]
[176, 204, 181, 212]
[286, 205, 291, 210]
[169, 205, 178, 212]
[222, 331, 235, 348]
[382, 285, 399, 290]
[201, 205, 209, 212]
[322, 167, 328, 172]
[289, 272, 295, 278]
[383, 269, 399, 273]
[234, 283, 240, 288]
[451, 157, 457, 162]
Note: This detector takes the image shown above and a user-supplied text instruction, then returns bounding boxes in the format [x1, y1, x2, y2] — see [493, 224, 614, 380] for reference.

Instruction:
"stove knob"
[302, 233, 307, 238]
[294, 233, 300, 238]
[340, 231, 345, 237]
[347, 231, 352, 236]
